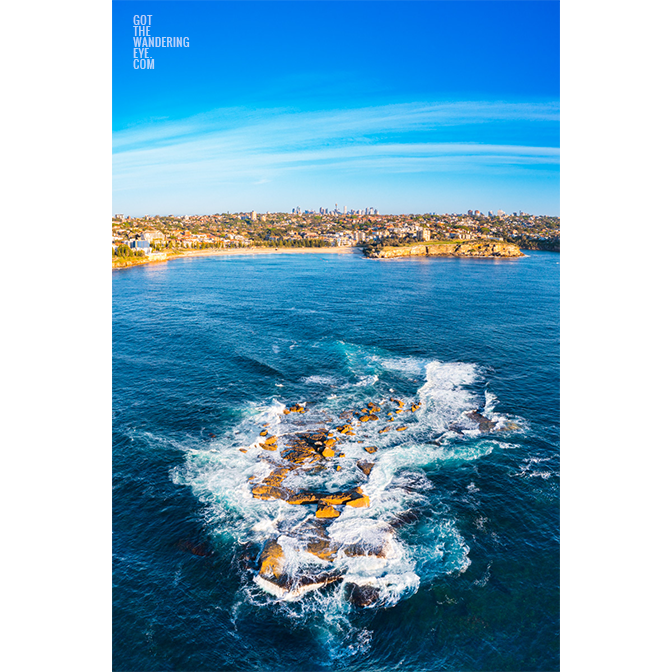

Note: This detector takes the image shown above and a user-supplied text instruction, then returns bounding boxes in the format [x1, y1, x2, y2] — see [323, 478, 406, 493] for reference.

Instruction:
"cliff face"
[365, 241, 524, 259]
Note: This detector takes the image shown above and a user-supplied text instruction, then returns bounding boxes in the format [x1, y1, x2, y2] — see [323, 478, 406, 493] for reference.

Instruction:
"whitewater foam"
[173, 352, 521, 620]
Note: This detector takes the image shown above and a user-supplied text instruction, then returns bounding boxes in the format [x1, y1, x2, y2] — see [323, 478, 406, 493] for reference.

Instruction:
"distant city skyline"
[114, 207, 545, 219]
[113, 2, 559, 216]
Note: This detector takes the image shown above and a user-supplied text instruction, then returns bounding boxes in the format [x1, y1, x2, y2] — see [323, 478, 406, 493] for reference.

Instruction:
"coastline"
[363, 240, 524, 259]
[111, 240, 551, 270]
[112, 245, 362, 270]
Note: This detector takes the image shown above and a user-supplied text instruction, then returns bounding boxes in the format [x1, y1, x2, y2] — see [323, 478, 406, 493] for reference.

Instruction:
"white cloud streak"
[113, 101, 559, 194]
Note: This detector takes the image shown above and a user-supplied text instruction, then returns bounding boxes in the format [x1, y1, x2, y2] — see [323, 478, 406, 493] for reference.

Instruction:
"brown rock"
[177, 539, 213, 557]
[251, 484, 290, 500]
[316, 504, 340, 518]
[320, 491, 356, 506]
[261, 466, 292, 487]
[259, 539, 285, 579]
[286, 491, 321, 505]
[466, 410, 496, 432]
[306, 538, 339, 561]
[357, 460, 374, 476]
[345, 582, 381, 608]
[389, 510, 421, 528]
[346, 493, 370, 508]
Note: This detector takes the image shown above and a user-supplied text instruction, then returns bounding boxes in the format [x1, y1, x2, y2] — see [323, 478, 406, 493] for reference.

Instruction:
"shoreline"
[112, 242, 554, 271]
[363, 240, 523, 260]
[112, 245, 362, 270]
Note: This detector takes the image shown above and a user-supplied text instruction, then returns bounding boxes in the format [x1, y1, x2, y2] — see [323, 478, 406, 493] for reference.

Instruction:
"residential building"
[141, 230, 166, 243]
[130, 240, 151, 254]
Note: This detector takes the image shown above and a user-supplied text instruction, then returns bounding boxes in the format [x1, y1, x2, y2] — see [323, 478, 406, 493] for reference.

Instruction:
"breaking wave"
[171, 349, 524, 637]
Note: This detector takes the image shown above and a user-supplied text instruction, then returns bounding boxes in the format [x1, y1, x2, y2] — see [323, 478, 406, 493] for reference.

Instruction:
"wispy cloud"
[113, 101, 559, 209]
[114, 100, 558, 151]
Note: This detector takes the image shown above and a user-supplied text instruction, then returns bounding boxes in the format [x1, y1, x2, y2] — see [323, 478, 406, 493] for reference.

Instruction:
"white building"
[141, 230, 166, 243]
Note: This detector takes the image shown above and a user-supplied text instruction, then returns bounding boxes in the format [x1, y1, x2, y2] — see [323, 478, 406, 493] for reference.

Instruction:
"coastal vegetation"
[113, 244, 145, 258]
[362, 240, 523, 259]
[112, 210, 559, 263]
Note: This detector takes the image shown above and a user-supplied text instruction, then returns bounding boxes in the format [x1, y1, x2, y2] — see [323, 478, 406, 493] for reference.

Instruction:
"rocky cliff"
[364, 241, 524, 259]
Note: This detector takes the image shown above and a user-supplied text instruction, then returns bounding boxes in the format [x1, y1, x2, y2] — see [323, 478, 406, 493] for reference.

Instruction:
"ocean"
[113, 250, 559, 671]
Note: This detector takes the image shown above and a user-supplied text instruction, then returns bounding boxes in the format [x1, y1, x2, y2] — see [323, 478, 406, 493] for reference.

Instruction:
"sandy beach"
[179, 246, 361, 258]
[113, 245, 363, 270]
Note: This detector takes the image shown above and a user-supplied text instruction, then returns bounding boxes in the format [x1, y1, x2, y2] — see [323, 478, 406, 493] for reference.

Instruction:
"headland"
[112, 209, 558, 269]
[363, 240, 524, 259]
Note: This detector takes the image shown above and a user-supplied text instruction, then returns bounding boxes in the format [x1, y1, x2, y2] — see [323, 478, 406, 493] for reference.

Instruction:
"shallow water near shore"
[113, 250, 559, 671]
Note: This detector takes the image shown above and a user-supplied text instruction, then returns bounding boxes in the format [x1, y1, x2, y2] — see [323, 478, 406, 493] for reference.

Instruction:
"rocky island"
[363, 240, 524, 259]
[237, 396, 513, 607]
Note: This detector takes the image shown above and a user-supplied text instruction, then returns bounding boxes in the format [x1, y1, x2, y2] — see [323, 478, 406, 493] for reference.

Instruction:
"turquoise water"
[113, 250, 559, 671]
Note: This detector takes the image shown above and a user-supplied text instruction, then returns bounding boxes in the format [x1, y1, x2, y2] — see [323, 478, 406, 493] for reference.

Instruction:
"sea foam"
[172, 352, 520, 617]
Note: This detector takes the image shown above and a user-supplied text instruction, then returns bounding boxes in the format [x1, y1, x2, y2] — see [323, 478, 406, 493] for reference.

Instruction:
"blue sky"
[113, 1, 559, 215]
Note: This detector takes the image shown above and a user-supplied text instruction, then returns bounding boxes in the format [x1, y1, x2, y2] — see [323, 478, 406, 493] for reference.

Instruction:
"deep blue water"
[113, 250, 559, 671]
